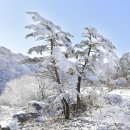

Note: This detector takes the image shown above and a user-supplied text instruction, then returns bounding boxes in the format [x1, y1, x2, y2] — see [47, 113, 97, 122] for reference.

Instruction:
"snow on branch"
[28, 45, 49, 54]
[26, 11, 73, 50]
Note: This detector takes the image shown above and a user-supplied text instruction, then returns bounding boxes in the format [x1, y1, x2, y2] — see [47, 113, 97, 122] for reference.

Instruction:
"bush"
[80, 90, 101, 115]
[0, 75, 47, 107]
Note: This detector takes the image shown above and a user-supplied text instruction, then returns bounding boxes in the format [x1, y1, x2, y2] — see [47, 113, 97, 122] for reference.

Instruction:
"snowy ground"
[1, 89, 130, 130]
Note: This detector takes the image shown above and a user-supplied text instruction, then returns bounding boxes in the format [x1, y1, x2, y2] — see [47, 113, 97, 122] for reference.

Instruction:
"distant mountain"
[0, 46, 37, 93]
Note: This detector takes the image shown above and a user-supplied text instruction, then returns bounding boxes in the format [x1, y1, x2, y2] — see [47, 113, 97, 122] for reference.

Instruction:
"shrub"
[0, 75, 46, 107]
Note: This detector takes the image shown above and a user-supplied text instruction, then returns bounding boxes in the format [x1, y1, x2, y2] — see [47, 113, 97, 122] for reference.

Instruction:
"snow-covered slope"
[0, 46, 37, 93]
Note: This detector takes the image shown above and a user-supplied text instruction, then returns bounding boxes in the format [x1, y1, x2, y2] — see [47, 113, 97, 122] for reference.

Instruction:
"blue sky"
[0, 0, 130, 56]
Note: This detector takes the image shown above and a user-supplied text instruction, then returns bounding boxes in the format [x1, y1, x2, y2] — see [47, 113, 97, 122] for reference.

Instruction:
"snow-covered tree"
[117, 52, 130, 78]
[25, 12, 118, 118]
[25, 12, 76, 119]
[26, 12, 73, 55]
[25, 11, 74, 83]
[74, 27, 117, 111]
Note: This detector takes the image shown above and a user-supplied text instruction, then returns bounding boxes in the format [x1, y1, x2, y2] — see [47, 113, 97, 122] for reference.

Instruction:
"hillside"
[0, 46, 37, 93]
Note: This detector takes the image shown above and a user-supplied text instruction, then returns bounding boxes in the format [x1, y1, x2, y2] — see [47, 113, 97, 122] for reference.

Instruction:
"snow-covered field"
[1, 89, 130, 130]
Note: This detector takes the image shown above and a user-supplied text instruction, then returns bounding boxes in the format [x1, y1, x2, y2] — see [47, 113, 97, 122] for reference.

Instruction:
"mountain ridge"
[0, 46, 37, 93]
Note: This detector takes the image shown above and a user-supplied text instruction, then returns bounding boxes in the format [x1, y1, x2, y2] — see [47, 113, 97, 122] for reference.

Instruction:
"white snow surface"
[96, 89, 130, 129]
[1, 89, 130, 129]
[108, 89, 130, 100]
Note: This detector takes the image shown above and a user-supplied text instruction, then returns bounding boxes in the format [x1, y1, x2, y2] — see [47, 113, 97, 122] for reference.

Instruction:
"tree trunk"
[50, 38, 69, 119]
[54, 67, 61, 84]
[76, 45, 92, 112]
[62, 97, 69, 119]
[54, 66, 69, 119]
[76, 76, 81, 112]
[50, 38, 54, 54]
[53, 65, 70, 119]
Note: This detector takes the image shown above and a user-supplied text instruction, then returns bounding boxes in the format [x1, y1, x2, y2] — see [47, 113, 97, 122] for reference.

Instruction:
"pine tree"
[25, 12, 74, 119]
[74, 27, 117, 111]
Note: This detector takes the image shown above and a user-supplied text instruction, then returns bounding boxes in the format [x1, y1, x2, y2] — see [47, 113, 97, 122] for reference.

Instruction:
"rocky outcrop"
[13, 111, 41, 123]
